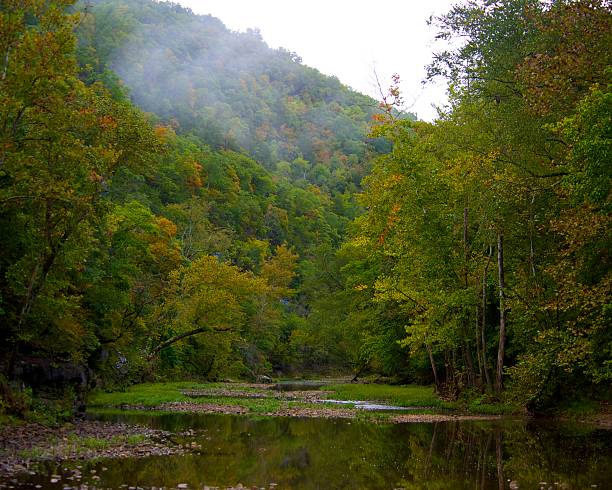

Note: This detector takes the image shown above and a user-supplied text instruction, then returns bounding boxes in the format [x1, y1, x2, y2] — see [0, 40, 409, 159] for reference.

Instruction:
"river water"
[12, 411, 612, 489]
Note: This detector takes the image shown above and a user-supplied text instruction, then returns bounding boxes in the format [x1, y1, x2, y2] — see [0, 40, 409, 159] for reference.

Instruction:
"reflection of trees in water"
[395, 421, 503, 489]
[65, 414, 612, 490]
[503, 422, 612, 489]
[397, 421, 611, 490]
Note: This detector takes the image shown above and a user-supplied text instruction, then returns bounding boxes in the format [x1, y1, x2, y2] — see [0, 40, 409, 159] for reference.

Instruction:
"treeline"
[317, 0, 610, 409]
[0, 0, 401, 410]
[1, 0, 609, 416]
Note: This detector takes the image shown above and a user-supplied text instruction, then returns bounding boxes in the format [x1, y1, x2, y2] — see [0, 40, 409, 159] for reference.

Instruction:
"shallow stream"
[8, 411, 612, 489]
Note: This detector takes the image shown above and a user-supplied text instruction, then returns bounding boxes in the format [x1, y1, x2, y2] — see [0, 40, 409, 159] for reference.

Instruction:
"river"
[10, 410, 612, 489]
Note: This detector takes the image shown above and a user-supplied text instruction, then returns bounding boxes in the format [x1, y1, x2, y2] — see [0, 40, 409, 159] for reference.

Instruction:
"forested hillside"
[77, 0, 388, 172]
[0, 0, 403, 406]
[0, 0, 609, 420]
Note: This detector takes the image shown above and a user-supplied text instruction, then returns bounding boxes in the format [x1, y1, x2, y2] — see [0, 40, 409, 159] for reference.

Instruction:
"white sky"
[175, 0, 456, 121]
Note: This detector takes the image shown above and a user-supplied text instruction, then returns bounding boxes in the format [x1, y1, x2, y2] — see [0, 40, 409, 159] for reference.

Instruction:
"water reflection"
[13, 412, 612, 489]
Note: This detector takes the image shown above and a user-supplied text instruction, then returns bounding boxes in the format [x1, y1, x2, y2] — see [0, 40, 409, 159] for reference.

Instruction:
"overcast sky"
[175, 0, 456, 121]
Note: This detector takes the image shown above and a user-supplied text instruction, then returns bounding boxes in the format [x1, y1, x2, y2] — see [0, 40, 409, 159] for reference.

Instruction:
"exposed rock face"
[11, 356, 94, 412]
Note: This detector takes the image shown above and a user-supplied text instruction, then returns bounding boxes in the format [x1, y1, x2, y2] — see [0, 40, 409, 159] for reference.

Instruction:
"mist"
[81, 0, 406, 175]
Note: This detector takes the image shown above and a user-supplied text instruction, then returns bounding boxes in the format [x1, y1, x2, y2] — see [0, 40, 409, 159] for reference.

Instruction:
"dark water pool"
[8, 411, 612, 489]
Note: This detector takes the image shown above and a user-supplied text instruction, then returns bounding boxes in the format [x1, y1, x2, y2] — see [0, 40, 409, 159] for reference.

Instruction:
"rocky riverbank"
[116, 400, 503, 423]
[0, 420, 186, 480]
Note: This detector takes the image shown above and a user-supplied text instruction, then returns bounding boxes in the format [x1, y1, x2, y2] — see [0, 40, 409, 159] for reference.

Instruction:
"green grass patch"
[202, 395, 285, 413]
[0, 413, 20, 426]
[17, 433, 149, 461]
[125, 434, 147, 445]
[67, 433, 147, 450]
[442, 392, 521, 415]
[466, 400, 519, 415]
[74, 435, 112, 450]
[90, 381, 526, 417]
[87, 407, 183, 417]
[553, 398, 601, 419]
[321, 383, 442, 408]
[89, 382, 225, 407]
[17, 446, 47, 460]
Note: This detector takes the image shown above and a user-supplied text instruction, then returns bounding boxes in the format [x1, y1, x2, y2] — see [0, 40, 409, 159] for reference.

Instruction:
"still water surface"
[16, 411, 612, 489]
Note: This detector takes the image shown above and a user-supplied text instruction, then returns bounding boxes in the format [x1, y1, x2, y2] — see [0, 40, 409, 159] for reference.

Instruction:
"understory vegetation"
[0, 0, 610, 420]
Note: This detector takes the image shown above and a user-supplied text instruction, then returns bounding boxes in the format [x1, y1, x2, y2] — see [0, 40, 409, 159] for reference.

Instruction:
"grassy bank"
[89, 380, 519, 417]
[89, 381, 611, 422]
[89, 381, 443, 408]
[90, 382, 209, 407]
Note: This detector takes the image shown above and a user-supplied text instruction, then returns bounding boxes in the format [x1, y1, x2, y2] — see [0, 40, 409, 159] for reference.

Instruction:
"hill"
[77, 0, 394, 175]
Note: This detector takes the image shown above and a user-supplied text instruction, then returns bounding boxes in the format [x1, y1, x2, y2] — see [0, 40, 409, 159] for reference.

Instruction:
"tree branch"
[147, 325, 231, 360]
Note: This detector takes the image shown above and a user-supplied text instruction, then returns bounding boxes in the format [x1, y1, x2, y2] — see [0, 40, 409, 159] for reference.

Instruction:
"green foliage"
[0, 0, 163, 365]
[1, 0, 386, 399]
[1, 0, 609, 418]
[342, 0, 612, 408]
[0, 377, 75, 426]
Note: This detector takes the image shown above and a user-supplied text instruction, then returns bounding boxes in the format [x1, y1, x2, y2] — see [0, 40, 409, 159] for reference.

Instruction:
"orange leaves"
[186, 161, 203, 190]
[378, 73, 403, 114]
[389, 174, 404, 186]
[154, 125, 168, 140]
[88, 170, 103, 183]
[148, 240, 181, 269]
[148, 217, 181, 273]
[255, 123, 271, 141]
[98, 115, 117, 130]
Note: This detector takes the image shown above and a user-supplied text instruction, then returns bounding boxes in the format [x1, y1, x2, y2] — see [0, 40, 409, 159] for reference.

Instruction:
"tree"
[146, 256, 269, 360]
[0, 0, 161, 364]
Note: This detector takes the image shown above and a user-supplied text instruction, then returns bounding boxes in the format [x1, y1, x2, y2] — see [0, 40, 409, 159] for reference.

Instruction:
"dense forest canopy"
[0, 0, 610, 415]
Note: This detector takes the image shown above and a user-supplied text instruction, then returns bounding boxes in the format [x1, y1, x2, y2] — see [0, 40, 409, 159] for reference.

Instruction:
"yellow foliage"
[155, 216, 177, 238]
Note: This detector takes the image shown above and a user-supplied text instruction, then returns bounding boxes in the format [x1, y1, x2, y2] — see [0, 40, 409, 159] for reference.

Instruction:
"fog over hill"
[78, 0, 410, 172]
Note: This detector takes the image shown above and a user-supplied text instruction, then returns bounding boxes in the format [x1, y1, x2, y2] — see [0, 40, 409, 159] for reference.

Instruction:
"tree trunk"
[475, 305, 484, 386]
[461, 206, 476, 387]
[426, 341, 440, 393]
[452, 349, 458, 393]
[424, 422, 438, 477]
[17, 204, 89, 329]
[496, 233, 507, 393]
[463, 342, 475, 388]
[482, 245, 493, 391]
[2, 46, 9, 81]
[529, 193, 537, 279]
[463, 207, 469, 288]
